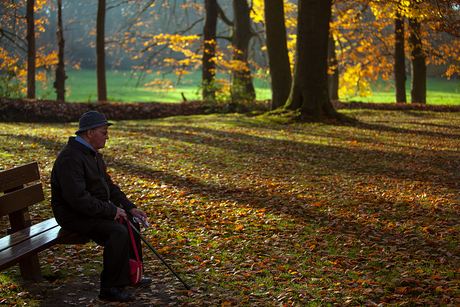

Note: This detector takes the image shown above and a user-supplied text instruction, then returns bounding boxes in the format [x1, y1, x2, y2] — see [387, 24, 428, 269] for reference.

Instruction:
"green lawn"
[37, 69, 272, 103]
[341, 77, 460, 105]
[36, 69, 459, 105]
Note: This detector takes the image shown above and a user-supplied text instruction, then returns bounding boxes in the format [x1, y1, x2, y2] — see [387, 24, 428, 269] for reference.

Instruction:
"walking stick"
[122, 216, 192, 290]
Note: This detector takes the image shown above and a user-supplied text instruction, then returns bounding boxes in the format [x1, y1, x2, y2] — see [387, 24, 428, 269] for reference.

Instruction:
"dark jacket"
[51, 137, 136, 233]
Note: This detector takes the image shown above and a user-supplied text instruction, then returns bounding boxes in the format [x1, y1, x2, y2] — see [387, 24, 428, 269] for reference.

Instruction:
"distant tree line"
[1, 0, 459, 122]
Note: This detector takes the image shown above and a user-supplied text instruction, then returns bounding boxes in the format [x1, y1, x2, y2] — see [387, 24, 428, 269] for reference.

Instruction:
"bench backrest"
[0, 162, 45, 232]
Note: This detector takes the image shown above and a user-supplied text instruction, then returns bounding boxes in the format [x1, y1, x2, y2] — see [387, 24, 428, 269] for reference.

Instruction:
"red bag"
[121, 217, 143, 286]
[129, 258, 143, 286]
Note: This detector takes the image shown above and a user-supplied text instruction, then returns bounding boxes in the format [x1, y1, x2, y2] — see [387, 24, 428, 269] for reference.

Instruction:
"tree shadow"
[3, 117, 459, 304]
[114, 120, 459, 189]
[104, 124, 459, 303]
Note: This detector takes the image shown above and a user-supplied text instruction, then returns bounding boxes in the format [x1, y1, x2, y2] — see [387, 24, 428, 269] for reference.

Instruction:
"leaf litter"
[0, 109, 459, 306]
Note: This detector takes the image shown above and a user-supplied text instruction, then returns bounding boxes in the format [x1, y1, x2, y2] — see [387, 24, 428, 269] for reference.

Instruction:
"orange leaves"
[2, 110, 460, 306]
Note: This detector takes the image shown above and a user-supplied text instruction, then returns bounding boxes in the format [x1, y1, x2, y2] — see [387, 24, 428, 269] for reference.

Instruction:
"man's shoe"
[137, 278, 153, 286]
[99, 287, 135, 302]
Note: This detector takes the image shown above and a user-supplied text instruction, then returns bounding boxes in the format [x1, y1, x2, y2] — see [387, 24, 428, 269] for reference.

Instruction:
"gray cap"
[75, 111, 113, 134]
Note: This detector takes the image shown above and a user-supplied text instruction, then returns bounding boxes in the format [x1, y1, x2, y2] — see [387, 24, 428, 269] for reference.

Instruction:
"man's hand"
[129, 208, 149, 225]
[114, 207, 127, 220]
[129, 208, 149, 228]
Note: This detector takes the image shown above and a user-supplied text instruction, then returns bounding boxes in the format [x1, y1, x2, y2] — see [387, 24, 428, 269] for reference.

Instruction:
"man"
[51, 111, 151, 302]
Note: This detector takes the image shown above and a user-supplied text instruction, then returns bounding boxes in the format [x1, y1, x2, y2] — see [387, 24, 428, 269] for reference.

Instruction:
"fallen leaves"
[1, 108, 460, 306]
[0, 98, 204, 123]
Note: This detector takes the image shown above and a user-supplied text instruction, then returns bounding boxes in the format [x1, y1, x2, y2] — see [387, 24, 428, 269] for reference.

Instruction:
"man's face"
[87, 125, 109, 151]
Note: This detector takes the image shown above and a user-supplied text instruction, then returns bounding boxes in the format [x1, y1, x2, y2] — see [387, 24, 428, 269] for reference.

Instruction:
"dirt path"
[23, 271, 189, 306]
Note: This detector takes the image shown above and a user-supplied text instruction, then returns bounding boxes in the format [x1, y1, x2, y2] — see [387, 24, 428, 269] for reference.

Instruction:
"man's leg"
[87, 219, 130, 288]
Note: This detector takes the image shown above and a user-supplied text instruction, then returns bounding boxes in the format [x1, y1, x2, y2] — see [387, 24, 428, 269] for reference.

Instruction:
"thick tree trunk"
[264, 0, 291, 110]
[285, 0, 340, 121]
[232, 0, 255, 101]
[26, 0, 35, 99]
[202, 0, 218, 101]
[54, 0, 66, 101]
[328, 31, 339, 101]
[394, 12, 407, 103]
[97, 0, 107, 102]
[408, 17, 426, 104]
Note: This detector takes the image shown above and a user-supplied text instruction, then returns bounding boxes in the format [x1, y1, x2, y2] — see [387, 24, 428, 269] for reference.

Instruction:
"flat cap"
[75, 111, 113, 134]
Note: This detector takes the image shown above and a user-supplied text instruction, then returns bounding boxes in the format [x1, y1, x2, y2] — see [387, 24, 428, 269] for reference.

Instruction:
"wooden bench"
[0, 162, 89, 282]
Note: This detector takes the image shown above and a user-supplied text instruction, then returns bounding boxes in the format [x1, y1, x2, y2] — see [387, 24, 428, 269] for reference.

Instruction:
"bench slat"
[0, 183, 44, 217]
[0, 162, 40, 193]
[0, 218, 89, 271]
[0, 218, 60, 253]
[0, 226, 64, 271]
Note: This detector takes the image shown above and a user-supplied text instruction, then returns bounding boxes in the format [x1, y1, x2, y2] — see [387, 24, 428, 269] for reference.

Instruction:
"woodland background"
[1, 0, 460, 122]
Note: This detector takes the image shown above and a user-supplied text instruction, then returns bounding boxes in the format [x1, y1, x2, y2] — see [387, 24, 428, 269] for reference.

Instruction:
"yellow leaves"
[0, 47, 27, 95]
[157, 246, 170, 253]
[250, 0, 264, 24]
[35, 16, 48, 33]
[35, 0, 49, 9]
[152, 33, 200, 47]
[0, 48, 20, 69]
[36, 49, 58, 67]
[251, 0, 298, 28]
[284, 1, 298, 29]
[386, 221, 396, 228]
[339, 64, 373, 98]
[181, 3, 203, 12]
[144, 78, 173, 90]
[226, 60, 252, 75]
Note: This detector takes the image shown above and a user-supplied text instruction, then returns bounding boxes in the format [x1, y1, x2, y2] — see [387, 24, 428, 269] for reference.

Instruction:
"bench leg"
[19, 254, 43, 282]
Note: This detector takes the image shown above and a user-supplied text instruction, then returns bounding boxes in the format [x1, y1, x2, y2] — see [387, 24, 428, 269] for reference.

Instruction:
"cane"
[122, 216, 192, 290]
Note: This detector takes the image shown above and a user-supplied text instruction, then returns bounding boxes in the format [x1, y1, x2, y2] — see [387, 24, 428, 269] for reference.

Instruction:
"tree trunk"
[328, 31, 339, 101]
[26, 0, 35, 99]
[54, 0, 66, 101]
[97, 0, 107, 102]
[232, 0, 255, 101]
[264, 0, 292, 110]
[408, 17, 426, 104]
[202, 0, 218, 101]
[284, 0, 340, 121]
[394, 12, 406, 103]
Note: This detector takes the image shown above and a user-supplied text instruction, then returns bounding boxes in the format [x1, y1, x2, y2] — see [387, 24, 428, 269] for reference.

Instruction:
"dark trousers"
[83, 216, 143, 288]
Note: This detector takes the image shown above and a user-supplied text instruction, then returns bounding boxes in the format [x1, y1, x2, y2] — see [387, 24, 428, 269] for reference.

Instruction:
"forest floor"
[20, 270, 183, 306]
[1, 98, 460, 306]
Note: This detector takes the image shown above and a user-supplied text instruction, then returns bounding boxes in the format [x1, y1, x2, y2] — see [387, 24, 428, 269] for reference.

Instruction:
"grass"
[341, 76, 460, 105]
[36, 69, 459, 105]
[1, 110, 460, 306]
[37, 69, 272, 103]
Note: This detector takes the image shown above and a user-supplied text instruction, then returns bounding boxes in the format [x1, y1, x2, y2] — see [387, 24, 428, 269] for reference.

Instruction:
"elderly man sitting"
[51, 111, 151, 302]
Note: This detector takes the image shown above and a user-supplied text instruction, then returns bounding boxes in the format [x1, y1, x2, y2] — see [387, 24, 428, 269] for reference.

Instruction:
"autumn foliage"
[1, 0, 459, 104]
